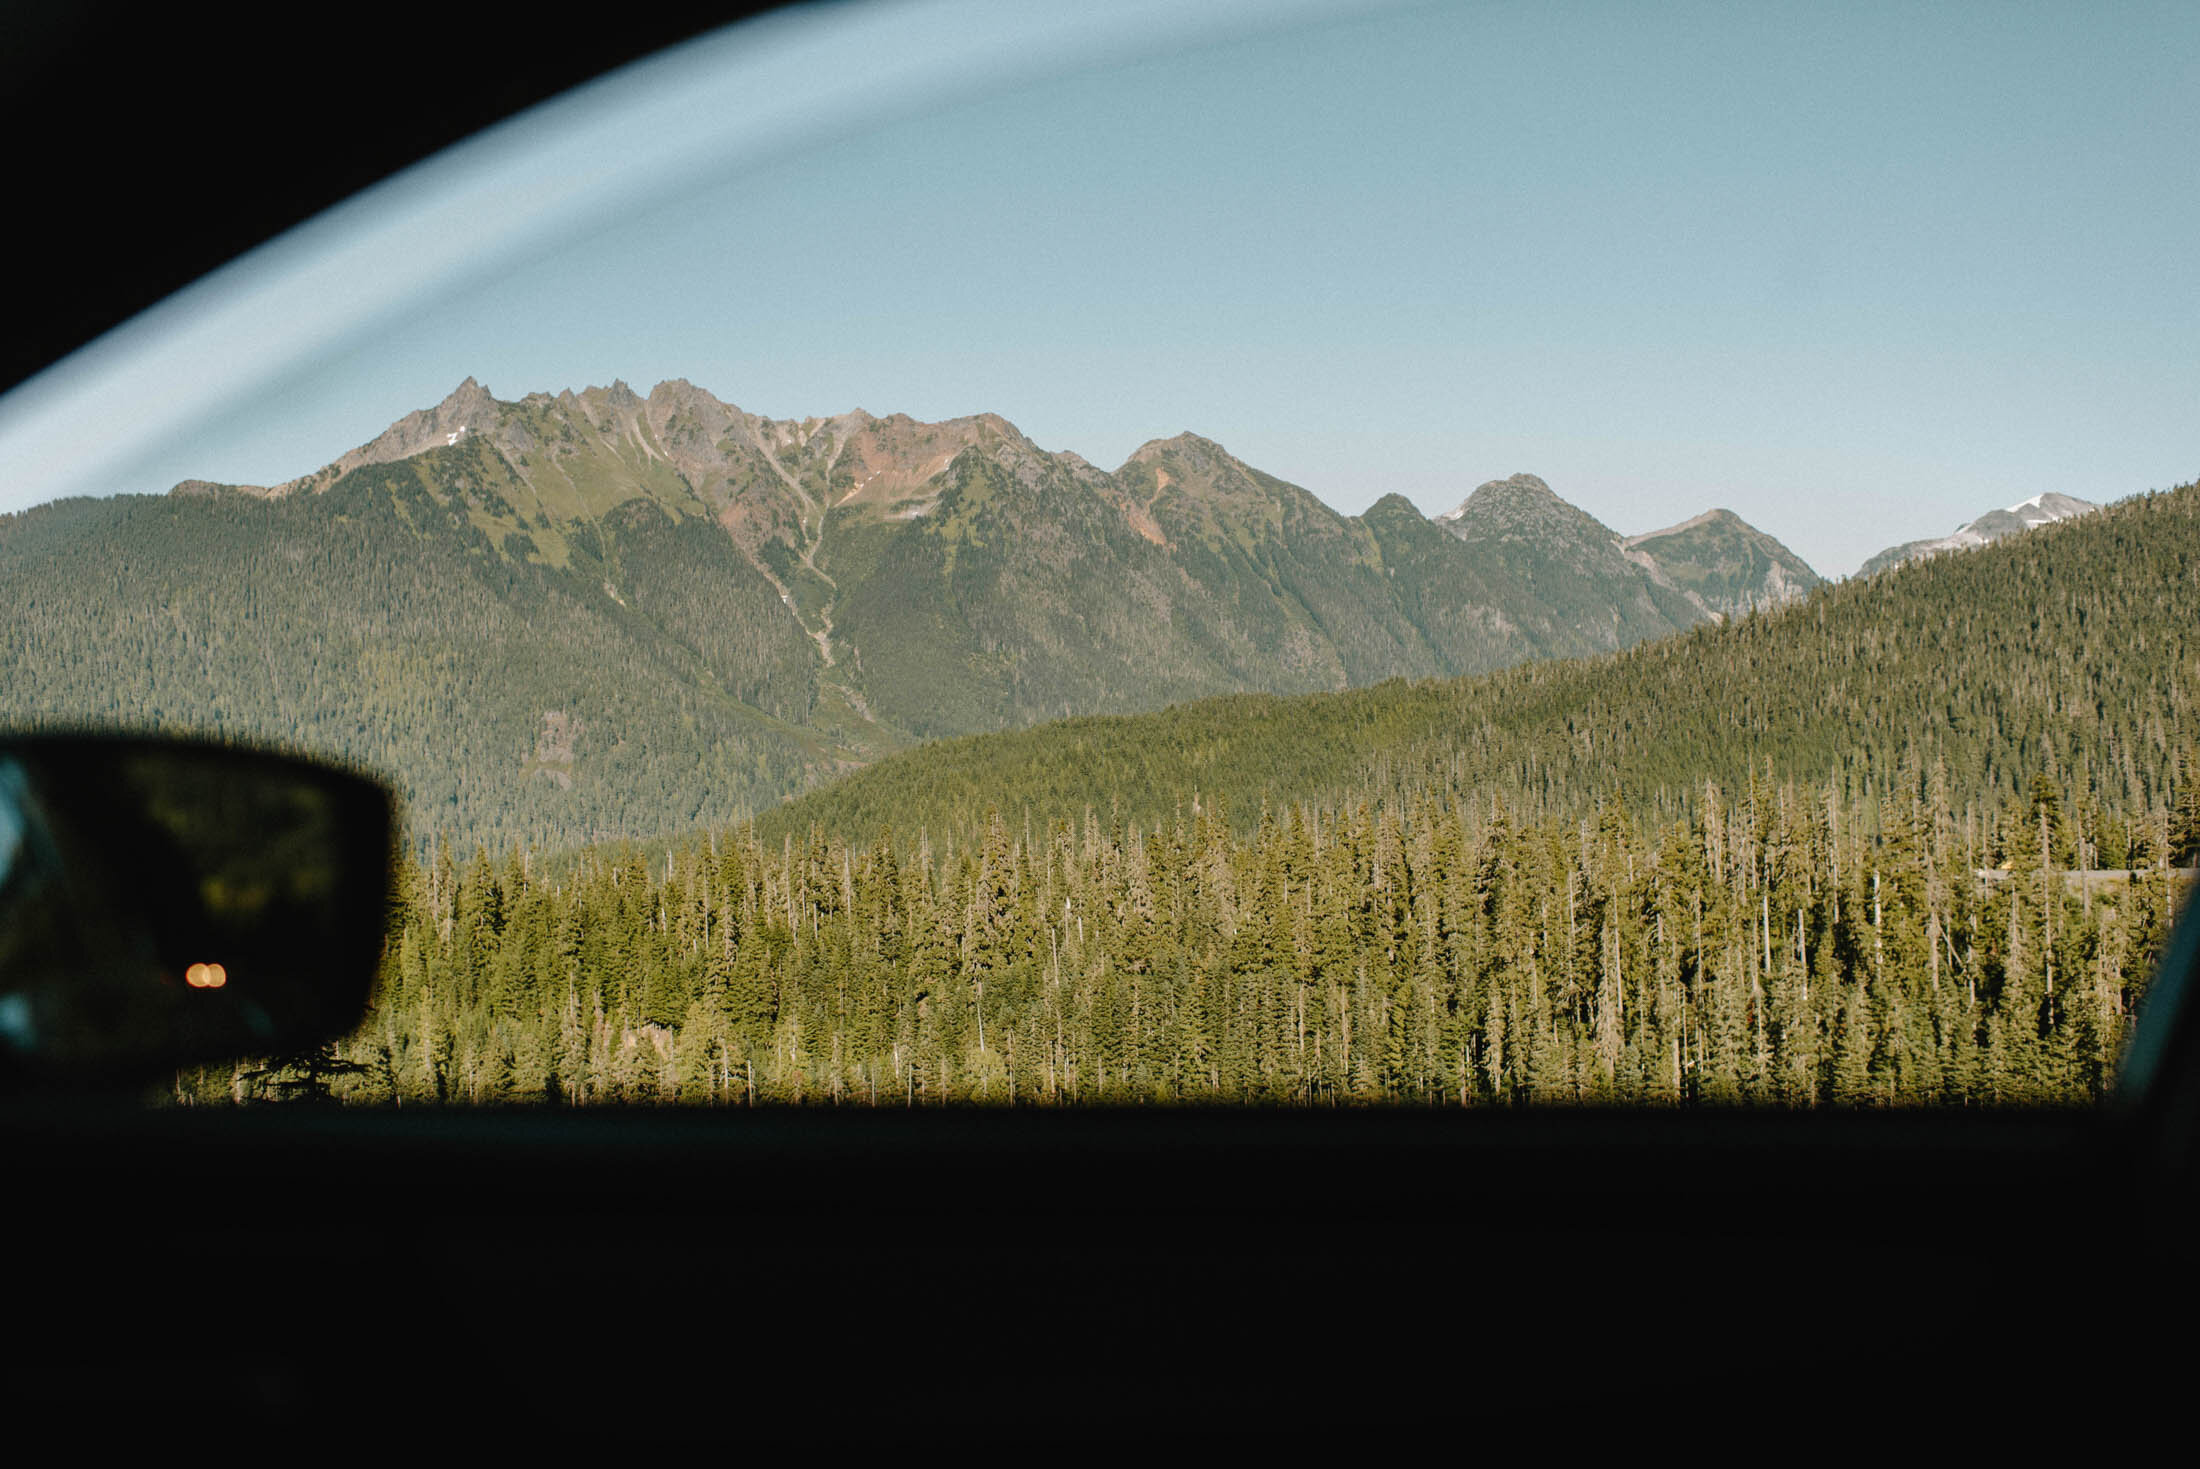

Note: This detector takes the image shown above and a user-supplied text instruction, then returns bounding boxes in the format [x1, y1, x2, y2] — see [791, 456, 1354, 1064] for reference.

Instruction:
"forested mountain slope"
[1, 378, 1815, 848]
[765, 478, 2200, 852]
[305, 755, 2178, 1109]
[266, 473, 2200, 1113]
[1, 471, 835, 848]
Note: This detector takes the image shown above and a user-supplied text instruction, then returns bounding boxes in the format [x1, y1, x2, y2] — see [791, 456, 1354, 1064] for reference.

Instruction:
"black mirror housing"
[0, 734, 395, 1089]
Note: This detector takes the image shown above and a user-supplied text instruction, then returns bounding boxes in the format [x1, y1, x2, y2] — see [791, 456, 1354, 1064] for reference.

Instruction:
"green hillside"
[764, 479, 2200, 851]
[0, 459, 847, 853]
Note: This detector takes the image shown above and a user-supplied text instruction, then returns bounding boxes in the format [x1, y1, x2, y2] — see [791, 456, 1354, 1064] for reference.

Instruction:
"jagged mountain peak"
[1860, 490, 2102, 577]
[810, 407, 1052, 515]
[1363, 491, 1425, 519]
[244, 376, 508, 496]
[420, 375, 496, 421]
[1124, 431, 1236, 470]
[1437, 473, 1621, 545]
[1419, 472, 1819, 626]
[1434, 472, 1564, 523]
[1964, 492, 2097, 538]
[1620, 505, 1823, 618]
[645, 377, 735, 413]
[1113, 432, 1347, 556]
[1118, 433, 1261, 509]
[1624, 507, 1744, 544]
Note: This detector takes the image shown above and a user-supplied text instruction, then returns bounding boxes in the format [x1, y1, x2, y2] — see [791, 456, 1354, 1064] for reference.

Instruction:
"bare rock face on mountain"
[1860, 492, 2099, 577]
[269, 376, 507, 495]
[5, 378, 1817, 847]
[1622, 508, 1824, 619]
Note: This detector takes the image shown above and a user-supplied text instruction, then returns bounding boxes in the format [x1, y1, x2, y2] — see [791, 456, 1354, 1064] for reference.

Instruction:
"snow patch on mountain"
[1861, 492, 2100, 577]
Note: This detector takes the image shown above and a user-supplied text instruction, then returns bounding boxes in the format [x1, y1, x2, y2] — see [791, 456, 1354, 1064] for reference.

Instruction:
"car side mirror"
[0, 734, 395, 1089]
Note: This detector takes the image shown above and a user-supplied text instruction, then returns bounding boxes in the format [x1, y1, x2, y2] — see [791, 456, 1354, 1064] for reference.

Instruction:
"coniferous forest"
[198, 771, 2175, 1109]
[164, 476, 2199, 1109]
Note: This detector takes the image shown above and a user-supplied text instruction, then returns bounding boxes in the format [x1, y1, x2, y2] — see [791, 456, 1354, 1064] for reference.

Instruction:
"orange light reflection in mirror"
[184, 962, 227, 990]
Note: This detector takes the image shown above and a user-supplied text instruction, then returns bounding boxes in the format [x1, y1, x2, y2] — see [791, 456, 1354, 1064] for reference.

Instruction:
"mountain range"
[2, 376, 1842, 847]
[219, 376, 1817, 687]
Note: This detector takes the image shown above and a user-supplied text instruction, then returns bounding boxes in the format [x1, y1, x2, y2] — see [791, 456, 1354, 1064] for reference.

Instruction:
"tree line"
[184, 757, 2187, 1107]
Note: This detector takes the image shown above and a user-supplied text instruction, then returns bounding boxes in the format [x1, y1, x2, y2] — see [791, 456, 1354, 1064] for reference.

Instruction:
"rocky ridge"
[0, 377, 1830, 845]
[1860, 492, 2100, 577]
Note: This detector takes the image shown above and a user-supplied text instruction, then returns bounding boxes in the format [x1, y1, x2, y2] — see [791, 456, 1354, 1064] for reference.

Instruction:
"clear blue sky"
[15, 0, 2197, 576]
